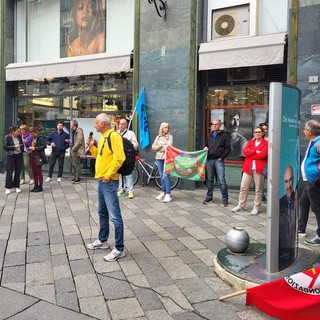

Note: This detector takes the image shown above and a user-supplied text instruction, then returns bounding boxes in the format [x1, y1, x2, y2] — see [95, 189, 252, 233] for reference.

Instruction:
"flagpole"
[218, 290, 247, 301]
[128, 86, 144, 129]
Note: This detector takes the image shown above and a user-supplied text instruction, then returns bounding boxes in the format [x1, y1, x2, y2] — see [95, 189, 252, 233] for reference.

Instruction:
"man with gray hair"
[69, 119, 85, 183]
[86, 113, 126, 261]
[203, 119, 231, 206]
[117, 118, 139, 199]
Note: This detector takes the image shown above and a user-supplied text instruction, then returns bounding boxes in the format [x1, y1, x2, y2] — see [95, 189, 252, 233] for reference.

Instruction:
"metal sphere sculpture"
[225, 227, 250, 253]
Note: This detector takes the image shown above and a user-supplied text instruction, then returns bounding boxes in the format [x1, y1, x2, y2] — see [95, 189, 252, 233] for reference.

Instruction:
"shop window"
[206, 85, 269, 161]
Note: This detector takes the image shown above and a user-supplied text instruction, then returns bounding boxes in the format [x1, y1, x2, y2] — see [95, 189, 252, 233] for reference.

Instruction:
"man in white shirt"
[117, 118, 139, 199]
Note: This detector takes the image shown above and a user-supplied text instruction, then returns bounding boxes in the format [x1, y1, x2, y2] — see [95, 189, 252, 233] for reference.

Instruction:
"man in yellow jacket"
[86, 113, 126, 261]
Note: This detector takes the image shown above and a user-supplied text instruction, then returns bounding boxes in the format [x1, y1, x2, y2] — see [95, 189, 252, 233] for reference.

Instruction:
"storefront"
[15, 72, 133, 138]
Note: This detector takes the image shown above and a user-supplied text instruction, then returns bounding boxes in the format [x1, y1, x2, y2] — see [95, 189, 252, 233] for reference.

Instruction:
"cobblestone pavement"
[0, 174, 317, 319]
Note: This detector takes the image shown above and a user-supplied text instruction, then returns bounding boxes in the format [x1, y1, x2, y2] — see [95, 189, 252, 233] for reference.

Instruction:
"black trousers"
[5, 153, 23, 189]
[48, 153, 65, 178]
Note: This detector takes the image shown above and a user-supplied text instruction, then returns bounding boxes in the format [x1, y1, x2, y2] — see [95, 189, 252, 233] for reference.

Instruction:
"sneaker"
[57, 177, 62, 182]
[156, 192, 165, 200]
[72, 178, 81, 184]
[45, 177, 51, 182]
[203, 197, 212, 205]
[15, 188, 22, 193]
[70, 178, 75, 182]
[250, 208, 259, 215]
[103, 248, 125, 262]
[20, 179, 25, 185]
[298, 230, 307, 237]
[29, 179, 35, 185]
[305, 235, 320, 246]
[86, 239, 109, 250]
[163, 194, 172, 203]
[117, 190, 125, 197]
[231, 206, 244, 213]
[5, 189, 11, 195]
[128, 191, 134, 199]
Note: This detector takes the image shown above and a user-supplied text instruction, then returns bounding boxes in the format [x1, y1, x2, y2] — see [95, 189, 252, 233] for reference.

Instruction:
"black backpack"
[107, 131, 137, 176]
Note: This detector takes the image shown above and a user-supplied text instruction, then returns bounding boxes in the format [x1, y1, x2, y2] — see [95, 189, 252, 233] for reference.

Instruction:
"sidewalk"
[0, 174, 317, 320]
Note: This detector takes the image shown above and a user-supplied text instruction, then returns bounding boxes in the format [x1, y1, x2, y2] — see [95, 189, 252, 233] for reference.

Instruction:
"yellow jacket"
[89, 129, 125, 180]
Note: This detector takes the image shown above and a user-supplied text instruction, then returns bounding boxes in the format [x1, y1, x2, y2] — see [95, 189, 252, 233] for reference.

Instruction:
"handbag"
[36, 155, 45, 167]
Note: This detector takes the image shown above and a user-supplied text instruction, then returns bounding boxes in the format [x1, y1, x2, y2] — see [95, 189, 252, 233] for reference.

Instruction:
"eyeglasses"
[254, 131, 262, 134]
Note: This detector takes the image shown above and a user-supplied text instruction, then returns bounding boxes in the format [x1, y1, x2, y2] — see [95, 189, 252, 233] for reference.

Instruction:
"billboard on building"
[61, 0, 106, 58]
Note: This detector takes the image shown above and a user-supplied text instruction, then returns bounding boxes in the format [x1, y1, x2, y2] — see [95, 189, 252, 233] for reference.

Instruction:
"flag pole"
[128, 87, 144, 129]
[218, 290, 246, 301]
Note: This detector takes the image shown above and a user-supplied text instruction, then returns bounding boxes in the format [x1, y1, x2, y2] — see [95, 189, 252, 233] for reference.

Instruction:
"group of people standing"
[4, 120, 87, 194]
[203, 119, 269, 216]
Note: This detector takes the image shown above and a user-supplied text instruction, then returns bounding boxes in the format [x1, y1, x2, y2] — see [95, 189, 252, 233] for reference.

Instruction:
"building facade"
[1, 0, 319, 188]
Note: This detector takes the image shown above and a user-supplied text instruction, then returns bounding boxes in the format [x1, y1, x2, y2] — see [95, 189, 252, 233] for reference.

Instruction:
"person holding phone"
[4, 126, 24, 194]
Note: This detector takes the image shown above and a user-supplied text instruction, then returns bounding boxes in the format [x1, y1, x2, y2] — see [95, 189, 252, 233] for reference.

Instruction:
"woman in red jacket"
[231, 126, 268, 215]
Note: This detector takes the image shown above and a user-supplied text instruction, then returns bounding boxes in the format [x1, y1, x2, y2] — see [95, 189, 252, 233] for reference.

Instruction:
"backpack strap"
[106, 131, 113, 153]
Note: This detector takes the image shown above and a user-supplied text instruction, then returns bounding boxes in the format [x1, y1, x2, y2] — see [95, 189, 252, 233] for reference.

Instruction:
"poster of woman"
[61, 0, 106, 57]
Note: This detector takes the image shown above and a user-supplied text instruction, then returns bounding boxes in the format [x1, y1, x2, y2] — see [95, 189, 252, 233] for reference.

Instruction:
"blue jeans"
[97, 180, 124, 251]
[156, 159, 171, 194]
[206, 159, 228, 203]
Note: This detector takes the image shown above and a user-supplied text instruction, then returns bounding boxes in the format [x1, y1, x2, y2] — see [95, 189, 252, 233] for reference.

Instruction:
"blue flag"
[136, 87, 150, 148]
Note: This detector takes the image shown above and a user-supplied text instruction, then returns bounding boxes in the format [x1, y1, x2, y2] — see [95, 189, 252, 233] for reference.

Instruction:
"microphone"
[87, 132, 93, 146]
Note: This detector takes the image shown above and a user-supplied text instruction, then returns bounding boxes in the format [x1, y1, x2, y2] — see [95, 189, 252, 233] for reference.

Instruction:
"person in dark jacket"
[29, 127, 47, 192]
[45, 121, 70, 182]
[203, 119, 231, 206]
[3, 126, 24, 195]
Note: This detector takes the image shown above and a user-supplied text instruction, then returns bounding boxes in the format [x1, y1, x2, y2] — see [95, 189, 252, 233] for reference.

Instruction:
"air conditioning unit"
[212, 5, 249, 39]
[227, 67, 265, 82]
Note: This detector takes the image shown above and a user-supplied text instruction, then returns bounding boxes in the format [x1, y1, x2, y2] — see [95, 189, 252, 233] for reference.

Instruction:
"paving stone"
[107, 297, 145, 320]
[6, 239, 26, 253]
[135, 288, 164, 311]
[0, 287, 38, 319]
[26, 261, 54, 286]
[156, 284, 194, 316]
[28, 231, 50, 246]
[158, 256, 197, 280]
[51, 253, 69, 266]
[56, 292, 80, 312]
[70, 258, 95, 276]
[4, 251, 25, 267]
[119, 259, 142, 277]
[67, 245, 88, 260]
[53, 264, 73, 280]
[79, 296, 110, 320]
[177, 278, 216, 303]
[2, 265, 25, 283]
[55, 277, 76, 293]
[9, 222, 27, 239]
[8, 300, 95, 320]
[98, 272, 135, 300]
[74, 274, 102, 298]
[146, 309, 174, 319]
[26, 284, 56, 304]
[143, 240, 176, 258]
[26, 245, 50, 263]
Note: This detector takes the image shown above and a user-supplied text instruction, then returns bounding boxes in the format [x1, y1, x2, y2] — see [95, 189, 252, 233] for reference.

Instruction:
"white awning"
[198, 33, 286, 71]
[5, 51, 132, 81]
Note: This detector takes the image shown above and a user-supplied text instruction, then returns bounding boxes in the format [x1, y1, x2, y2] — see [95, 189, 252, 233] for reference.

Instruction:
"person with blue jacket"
[45, 121, 70, 182]
[299, 119, 320, 246]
